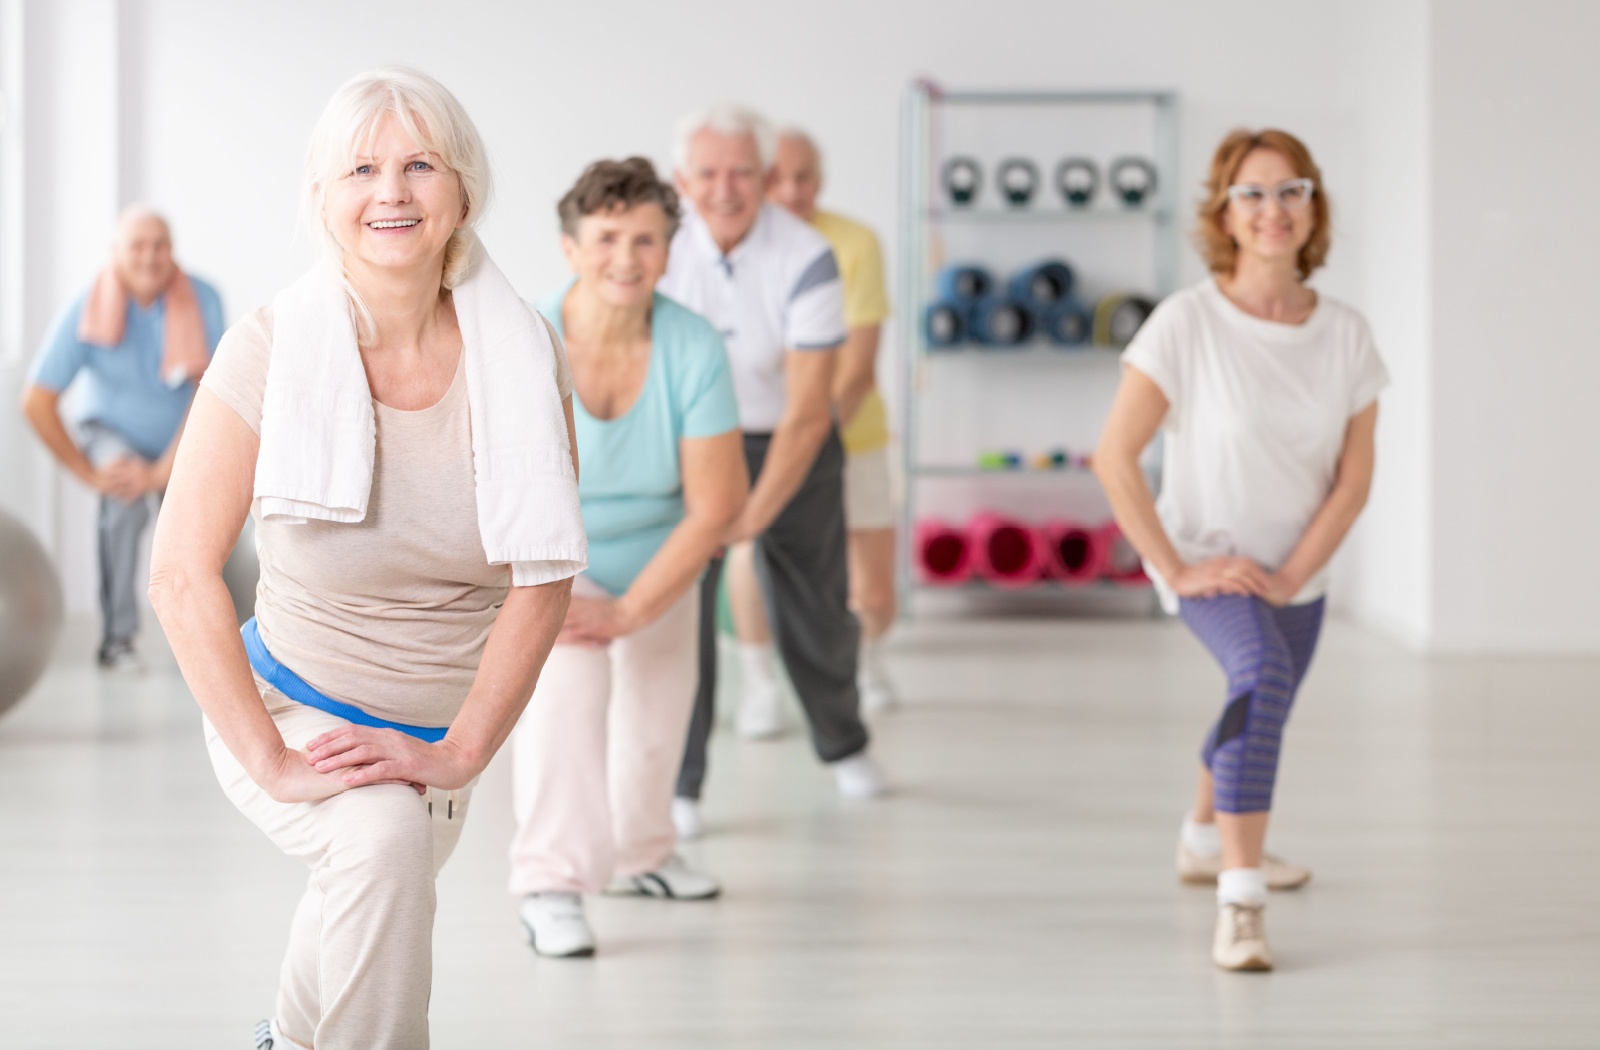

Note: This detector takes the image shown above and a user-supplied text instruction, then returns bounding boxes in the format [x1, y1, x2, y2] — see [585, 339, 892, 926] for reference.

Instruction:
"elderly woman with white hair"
[149, 68, 584, 1049]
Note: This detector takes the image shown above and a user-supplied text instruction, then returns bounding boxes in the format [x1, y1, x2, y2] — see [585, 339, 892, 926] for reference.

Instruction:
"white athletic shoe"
[858, 644, 899, 715]
[1213, 902, 1273, 971]
[672, 797, 704, 841]
[519, 892, 597, 958]
[605, 854, 722, 900]
[831, 751, 889, 800]
[736, 676, 786, 739]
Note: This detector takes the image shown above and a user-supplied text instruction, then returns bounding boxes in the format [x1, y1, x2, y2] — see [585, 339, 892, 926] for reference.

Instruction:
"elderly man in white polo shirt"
[662, 104, 886, 836]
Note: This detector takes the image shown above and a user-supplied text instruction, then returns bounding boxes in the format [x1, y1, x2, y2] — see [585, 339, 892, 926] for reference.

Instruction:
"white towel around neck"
[255, 242, 587, 587]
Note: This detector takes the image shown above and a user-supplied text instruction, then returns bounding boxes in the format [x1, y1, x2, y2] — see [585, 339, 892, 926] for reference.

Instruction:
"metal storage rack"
[896, 81, 1179, 607]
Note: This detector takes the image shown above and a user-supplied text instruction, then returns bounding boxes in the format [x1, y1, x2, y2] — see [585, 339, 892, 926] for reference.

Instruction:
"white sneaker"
[736, 676, 786, 739]
[1213, 901, 1272, 971]
[830, 751, 889, 800]
[672, 797, 703, 841]
[519, 892, 596, 958]
[606, 854, 721, 900]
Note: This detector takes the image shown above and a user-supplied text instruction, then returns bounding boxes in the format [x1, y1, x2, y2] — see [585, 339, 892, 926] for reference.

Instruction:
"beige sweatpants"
[205, 690, 472, 1050]
[508, 578, 699, 895]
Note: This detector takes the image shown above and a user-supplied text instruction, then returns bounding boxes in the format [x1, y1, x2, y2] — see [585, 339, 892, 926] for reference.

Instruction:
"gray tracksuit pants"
[676, 429, 867, 800]
[81, 424, 154, 650]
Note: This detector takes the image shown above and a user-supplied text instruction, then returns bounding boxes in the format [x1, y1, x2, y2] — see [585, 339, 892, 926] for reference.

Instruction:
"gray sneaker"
[97, 640, 146, 674]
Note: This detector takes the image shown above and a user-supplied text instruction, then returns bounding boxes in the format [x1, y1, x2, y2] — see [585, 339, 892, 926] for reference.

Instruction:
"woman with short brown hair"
[508, 157, 747, 957]
[1094, 129, 1388, 972]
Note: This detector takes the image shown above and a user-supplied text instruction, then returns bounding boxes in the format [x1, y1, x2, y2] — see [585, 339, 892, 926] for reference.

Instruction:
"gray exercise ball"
[0, 509, 65, 718]
[222, 516, 259, 625]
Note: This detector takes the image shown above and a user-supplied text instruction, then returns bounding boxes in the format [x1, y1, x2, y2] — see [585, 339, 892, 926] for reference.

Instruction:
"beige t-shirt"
[203, 307, 571, 728]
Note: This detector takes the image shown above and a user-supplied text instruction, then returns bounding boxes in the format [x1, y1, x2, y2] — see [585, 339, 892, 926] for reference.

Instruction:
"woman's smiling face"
[323, 112, 465, 281]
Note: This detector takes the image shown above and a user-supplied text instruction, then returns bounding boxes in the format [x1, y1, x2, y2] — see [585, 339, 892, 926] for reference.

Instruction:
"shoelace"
[1229, 904, 1266, 942]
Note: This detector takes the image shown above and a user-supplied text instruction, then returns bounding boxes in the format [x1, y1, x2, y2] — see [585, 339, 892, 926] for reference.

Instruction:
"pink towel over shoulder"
[77, 265, 210, 385]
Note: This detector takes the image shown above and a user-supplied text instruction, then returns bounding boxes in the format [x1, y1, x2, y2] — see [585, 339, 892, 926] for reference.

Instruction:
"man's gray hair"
[673, 103, 776, 174]
[776, 125, 823, 174]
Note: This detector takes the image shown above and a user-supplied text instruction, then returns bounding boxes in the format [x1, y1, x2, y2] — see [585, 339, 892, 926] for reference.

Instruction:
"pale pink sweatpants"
[508, 578, 699, 895]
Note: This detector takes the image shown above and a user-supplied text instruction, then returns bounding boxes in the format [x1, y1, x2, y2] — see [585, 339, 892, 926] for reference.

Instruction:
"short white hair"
[303, 67, 491, 292]
[114, 203, 170, 242]
[673, 103, 775, 174]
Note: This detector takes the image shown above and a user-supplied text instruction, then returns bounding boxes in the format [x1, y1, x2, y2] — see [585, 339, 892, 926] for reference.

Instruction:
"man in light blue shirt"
[21, 206, 224, 670]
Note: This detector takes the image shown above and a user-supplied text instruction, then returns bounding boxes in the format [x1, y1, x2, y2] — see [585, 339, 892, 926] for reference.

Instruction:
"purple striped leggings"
[1178, 594, 1326, 815]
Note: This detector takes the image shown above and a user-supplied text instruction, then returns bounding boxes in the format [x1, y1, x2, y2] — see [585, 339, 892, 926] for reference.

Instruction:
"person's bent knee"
[325, 785, 435, 883]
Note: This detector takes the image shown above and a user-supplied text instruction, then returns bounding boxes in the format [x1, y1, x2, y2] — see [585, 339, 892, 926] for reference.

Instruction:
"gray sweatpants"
[676, 429, 867, 800]
[81, 423, 154, 650]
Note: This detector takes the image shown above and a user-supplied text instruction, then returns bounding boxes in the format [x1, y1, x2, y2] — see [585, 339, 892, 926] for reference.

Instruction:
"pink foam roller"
[1098, 523, 1150, 586]
[1041, 520, 1109, 584]
[915, 519, 974, 586]
[969, 512, 1046, 589]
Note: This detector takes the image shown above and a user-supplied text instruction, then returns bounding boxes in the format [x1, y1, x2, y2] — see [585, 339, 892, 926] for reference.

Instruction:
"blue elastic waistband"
[241, 617, 448, 744]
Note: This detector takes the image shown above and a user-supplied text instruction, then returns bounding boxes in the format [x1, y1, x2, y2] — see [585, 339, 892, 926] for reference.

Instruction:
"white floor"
[2, 613, 1598, 1048]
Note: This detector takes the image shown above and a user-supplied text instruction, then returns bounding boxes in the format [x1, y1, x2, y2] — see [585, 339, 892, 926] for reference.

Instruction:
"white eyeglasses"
[1226, 177, 1315, 212]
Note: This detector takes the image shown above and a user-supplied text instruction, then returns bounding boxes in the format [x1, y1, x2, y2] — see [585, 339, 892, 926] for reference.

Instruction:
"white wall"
[19, 0, 1414, 617]
[1428, 0, 1600, 651]
[1329, 0, 1433, 647]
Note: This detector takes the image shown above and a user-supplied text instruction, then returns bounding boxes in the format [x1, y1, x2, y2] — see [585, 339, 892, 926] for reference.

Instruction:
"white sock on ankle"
[738, 642, 778, 687]
[1181, 816, 1222, 858]
[1217, 867, 1268, 907]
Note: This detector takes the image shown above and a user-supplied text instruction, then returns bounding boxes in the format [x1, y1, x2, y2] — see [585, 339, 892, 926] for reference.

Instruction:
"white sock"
[858, 638, 887, 683]
[738, 641, 778, 688]
[1181, 816, 1222, 858]
[1217, 867, 1268, 907]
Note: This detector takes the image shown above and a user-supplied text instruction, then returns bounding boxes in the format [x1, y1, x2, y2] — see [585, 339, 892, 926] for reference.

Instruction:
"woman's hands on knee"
[1171, 557, 1273, 599]
[1172, 557, 1302, 605]
[257, 745, 422, 804]
[304, 726, 476, 791]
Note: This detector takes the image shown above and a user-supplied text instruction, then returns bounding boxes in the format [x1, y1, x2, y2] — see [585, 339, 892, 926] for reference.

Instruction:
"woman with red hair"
[1095, 129, 1388, 972]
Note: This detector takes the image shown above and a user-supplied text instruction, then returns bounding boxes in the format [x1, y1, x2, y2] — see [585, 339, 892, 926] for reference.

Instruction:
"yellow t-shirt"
[811, 209, 892, 455]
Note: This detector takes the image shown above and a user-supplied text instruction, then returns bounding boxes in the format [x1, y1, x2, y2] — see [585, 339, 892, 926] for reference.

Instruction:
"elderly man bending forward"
[21, 206, 224, 670]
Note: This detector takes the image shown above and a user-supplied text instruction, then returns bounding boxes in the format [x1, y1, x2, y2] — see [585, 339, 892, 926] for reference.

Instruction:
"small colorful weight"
[997, 158, 1040, 207]
[978, 450, 1024, 470]
[1055, 157, 1099, 207]
[1109, 157, 1158, 207]
[942, 157, 982, 206]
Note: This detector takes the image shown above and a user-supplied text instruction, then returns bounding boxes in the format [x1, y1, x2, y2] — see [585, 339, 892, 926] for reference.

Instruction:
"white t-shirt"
[658, 203, 846, 431]
[1121, 278, 1390, 612]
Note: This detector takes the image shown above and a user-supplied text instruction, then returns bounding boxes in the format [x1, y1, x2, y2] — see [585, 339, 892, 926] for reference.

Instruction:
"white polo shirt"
[659, 203, 846, 432]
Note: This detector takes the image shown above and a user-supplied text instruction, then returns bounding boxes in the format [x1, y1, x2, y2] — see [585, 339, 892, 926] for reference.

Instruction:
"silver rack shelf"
[897, 81, 1178, 618]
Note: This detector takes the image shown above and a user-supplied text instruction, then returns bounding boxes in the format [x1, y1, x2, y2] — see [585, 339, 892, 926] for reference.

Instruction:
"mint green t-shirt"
[539, 287, 740, 596]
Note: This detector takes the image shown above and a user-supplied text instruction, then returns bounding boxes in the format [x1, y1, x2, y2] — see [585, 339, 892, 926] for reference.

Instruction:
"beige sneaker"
[1213, 902, 1273, 971]
[1177, 843, 1312, 890]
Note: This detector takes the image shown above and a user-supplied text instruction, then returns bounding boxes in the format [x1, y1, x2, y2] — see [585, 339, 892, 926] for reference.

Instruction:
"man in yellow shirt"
[725, 126, 899, 730]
